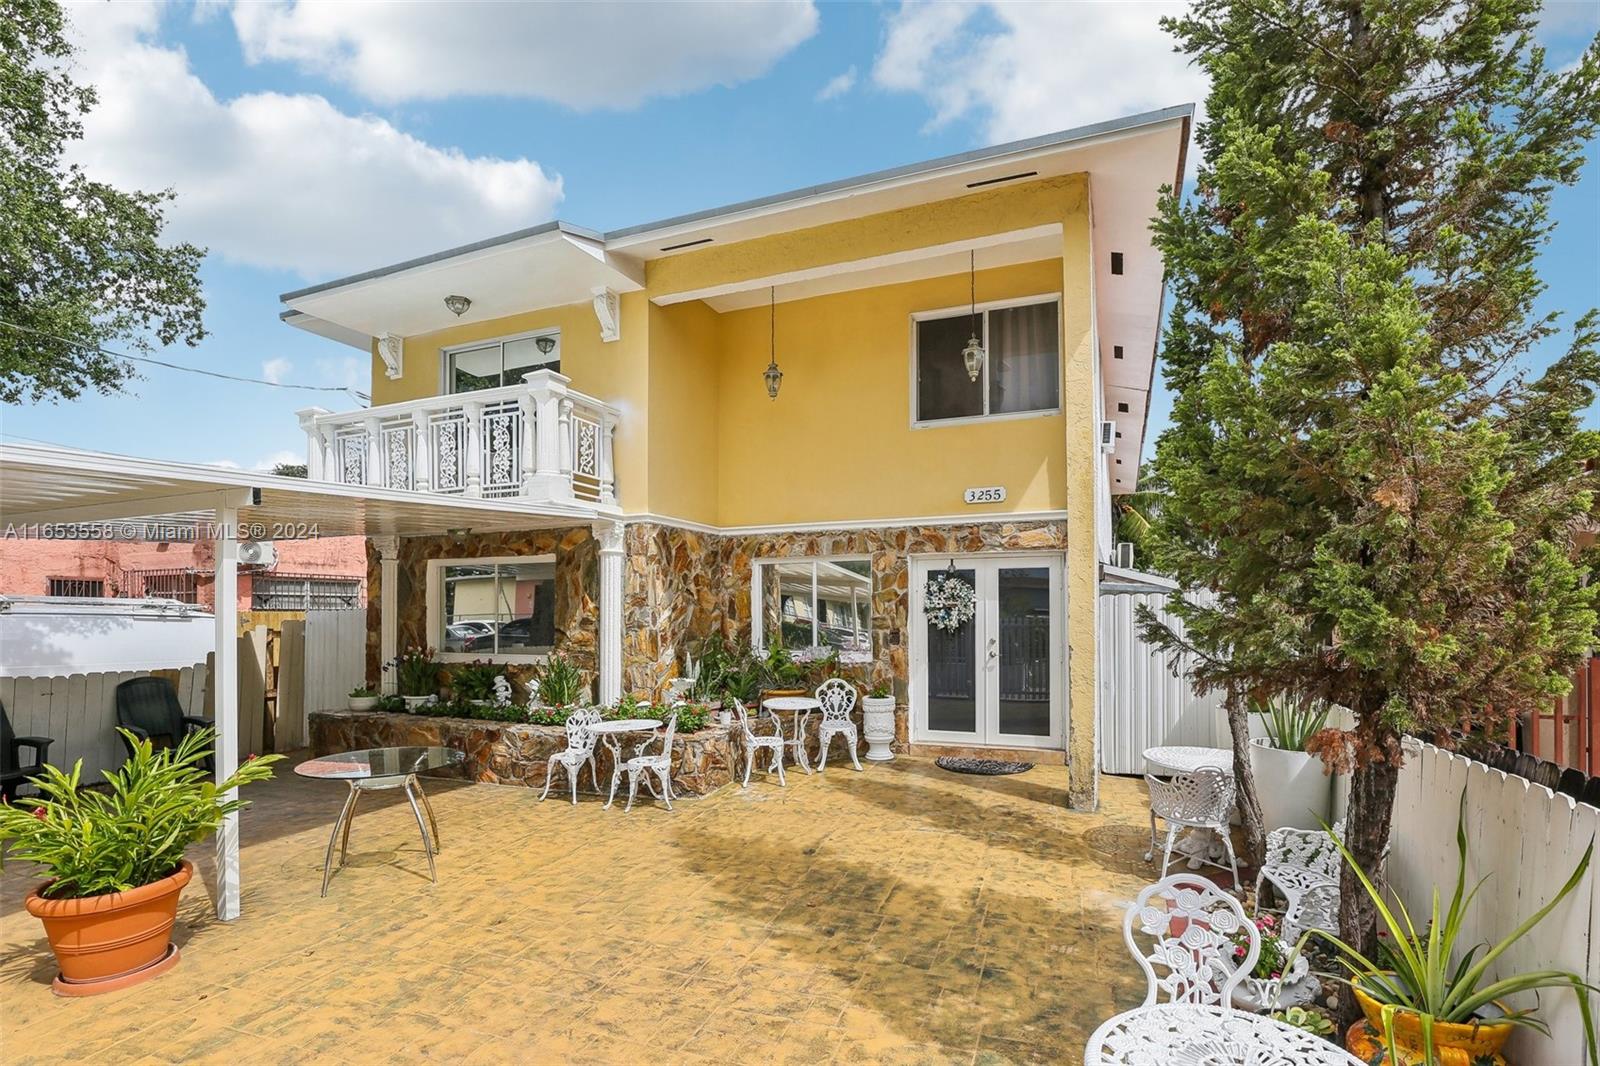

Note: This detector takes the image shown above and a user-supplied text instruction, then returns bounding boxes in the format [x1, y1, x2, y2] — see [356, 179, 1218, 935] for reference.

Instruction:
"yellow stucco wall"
[710, 259, 1068, 526]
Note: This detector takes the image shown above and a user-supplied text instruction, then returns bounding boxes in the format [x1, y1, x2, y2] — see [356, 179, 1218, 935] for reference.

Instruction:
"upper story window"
[913, 296, 1060, 425]
[445, 331, 560, 394]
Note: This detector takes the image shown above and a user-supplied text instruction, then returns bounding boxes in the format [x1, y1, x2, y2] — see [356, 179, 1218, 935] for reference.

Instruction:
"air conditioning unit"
[1115, 541, 1136, 569]
[1099, 420, 1117, 454]
[238, 541, 277, 568]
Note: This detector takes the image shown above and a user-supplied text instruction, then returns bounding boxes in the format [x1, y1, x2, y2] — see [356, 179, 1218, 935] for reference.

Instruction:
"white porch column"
[594, 521, 625, 706]
[374, 535, 401, 693]
[213, 495, 242, 921]
[295, 408, 330, 480]
[411, 410, 431, 492]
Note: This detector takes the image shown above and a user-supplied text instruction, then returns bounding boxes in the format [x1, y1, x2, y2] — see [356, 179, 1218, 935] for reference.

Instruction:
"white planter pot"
[1249, 738, 1331, 831]
[402, 695, 437, 710]
[347, 696, 379, 712]
[862, 696, 896, 762]
[1231, 953, 1318, 1011]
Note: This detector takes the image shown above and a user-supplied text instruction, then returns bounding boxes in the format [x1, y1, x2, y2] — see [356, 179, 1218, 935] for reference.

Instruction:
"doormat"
[935, 756, 1034, 776]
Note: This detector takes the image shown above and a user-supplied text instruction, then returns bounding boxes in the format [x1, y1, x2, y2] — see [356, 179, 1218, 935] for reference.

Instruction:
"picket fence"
[1390, 742, 1599, 1064]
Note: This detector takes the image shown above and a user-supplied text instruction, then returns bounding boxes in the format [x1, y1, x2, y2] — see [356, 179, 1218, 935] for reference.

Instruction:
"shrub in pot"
[862, 681, 896, 762]
[346, 685, 379, 711]
[531, 653, 588, 709]
[1247, 696, 1333, 831]
[1313, 797, 1598, 1065]
[0, 728, 281, 995]
[385, 645, 440, 708]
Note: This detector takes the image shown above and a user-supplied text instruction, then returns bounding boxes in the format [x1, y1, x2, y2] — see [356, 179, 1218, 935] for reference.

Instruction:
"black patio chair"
[1, 699, 54, 802]
[115, 676, 213, 772]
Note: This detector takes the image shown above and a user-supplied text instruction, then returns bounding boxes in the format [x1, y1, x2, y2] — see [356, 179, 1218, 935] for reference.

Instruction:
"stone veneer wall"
[366, 527, 599, 691]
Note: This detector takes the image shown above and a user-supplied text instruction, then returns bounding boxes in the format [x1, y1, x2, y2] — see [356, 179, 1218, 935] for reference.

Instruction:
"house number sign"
[963, 486, 1007, 504]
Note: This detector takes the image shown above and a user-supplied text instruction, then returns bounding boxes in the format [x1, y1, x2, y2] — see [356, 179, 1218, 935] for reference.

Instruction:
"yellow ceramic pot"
[1347, 978, 1513, 1065]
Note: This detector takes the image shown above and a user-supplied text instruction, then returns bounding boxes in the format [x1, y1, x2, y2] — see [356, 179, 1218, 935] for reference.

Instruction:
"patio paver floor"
[2, 756, 1164, 1064]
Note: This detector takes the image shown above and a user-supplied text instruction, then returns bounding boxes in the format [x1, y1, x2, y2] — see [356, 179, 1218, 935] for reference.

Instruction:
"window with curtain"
[445, 332, 560, 393]
[914, 298, 1059, 423]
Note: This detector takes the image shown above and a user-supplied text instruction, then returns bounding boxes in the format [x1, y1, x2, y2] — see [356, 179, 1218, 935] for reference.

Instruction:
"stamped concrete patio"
[2, 758, 1165, 1065]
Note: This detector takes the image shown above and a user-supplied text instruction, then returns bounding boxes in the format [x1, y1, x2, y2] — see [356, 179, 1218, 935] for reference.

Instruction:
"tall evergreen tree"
[1145, 0, 1600, 1010]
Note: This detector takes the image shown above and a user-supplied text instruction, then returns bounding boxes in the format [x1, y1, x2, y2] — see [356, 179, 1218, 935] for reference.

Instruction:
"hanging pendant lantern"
[962, 250, 985, 382]
[763, 286, 783, 400]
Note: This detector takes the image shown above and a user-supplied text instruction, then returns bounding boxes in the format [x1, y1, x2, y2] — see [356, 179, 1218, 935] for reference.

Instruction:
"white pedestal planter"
[862, 697, 896, 762]
[1232, 954, 1319, 1011]
[1249, 738, 1332, 831]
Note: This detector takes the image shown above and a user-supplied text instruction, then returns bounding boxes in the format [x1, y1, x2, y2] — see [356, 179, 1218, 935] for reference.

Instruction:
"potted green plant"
[862, 680, 896, 762]
[1247, 695, 1333, 831]
[346, 685, 379, 712]
[1227, 913, 1314, 1011]
[760, 638, 807, 698]
[1314, 798, 1598, 1065]
[0, 729, 280, 996]
[385, 646, 440, 708]
[447, 660, 505, 706]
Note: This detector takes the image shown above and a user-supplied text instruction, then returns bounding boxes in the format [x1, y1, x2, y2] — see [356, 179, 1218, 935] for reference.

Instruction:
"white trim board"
[619, 509, 1070, 538]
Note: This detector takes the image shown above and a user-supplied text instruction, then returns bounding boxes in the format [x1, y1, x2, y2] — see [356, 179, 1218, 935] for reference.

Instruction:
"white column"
[462, 401, 483, 497]
[517, 389, 537, 496]
[410, 410, 431, 492]
[374, 535, 400, 693]
[296, 408, 330, 480]
[594, 521, 625, 706]
[364, 417, 383, 487]
[213, 495, 241, 921]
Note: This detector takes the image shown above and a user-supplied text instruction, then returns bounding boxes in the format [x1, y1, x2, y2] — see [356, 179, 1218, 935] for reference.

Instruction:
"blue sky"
[5, 1, 1597, 470]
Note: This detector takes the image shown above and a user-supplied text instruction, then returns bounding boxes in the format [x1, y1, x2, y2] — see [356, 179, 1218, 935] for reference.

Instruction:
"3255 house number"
[963, 486, 1007, 504]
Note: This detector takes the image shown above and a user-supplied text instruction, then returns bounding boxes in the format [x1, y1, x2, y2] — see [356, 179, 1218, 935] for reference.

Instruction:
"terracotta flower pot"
[26, 860, 192, 996]
[1347, 977, 1513, 1065]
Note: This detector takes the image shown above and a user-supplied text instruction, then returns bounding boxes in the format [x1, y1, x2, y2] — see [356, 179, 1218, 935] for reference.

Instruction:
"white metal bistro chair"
[732, 698, 787, 788]
[1122, 873, 1259, 1007]
[1145, 768, 1240, 888]
[1255, 822, 1345, 943]
[813, 678, 862, 771]
[621, 711, 677, 812]
[539, 707, 602, 805]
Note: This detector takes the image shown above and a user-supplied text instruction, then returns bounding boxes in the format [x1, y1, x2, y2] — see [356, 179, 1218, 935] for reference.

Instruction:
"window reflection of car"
[445, 621, 493, 651]
[464, 615, 554, 652]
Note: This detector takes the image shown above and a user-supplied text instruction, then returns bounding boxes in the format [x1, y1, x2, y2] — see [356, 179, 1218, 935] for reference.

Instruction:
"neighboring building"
[0, 535, 367, 613]
[277, 106, 1192, 805]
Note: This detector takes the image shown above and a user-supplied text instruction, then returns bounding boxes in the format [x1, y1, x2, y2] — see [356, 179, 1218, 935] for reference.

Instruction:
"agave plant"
[1250, 695, 1330, 752]
[1311, 795, 1597, 1065]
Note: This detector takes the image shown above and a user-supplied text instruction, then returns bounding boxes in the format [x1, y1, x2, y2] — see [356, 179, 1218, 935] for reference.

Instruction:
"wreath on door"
[924, 568, 976, 632]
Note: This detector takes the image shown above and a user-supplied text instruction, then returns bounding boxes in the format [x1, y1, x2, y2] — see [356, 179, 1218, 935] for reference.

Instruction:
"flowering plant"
[385, 645, 440, 697]
[1231, 913, 1288, 980]
[924, 572, 976, 632]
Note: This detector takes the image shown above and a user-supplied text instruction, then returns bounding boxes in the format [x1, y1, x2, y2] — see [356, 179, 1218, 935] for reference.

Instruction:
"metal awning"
[0, 441, 600, 923]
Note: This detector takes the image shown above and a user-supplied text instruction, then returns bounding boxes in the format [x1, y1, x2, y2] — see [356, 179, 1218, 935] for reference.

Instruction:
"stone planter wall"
[310, 709, 736, 797]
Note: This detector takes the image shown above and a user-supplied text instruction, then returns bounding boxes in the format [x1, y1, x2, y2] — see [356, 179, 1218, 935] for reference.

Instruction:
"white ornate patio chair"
[539, 707, 602, 805]
[813, 678, 862, 772]
[622, 711, 677, 813]
[1255, 822, 1345, 943]
[1145, 768, 1241, 888]
[1123, 873, 1259, 1007]
[732, 698, 787, 788]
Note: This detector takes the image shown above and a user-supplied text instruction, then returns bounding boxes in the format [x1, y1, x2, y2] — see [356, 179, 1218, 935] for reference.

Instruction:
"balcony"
[296, 369, 617, 508]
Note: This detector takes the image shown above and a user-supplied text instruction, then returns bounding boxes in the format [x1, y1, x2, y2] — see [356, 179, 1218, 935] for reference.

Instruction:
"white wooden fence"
[1, 666, 208, 786]
[1098, 586, 1229, 773]
[1390, 743, 1599, 1064]
[298, 608, 366, 737]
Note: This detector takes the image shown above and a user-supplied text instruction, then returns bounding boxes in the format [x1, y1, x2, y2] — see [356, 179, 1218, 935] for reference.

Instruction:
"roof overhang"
[279, 223, 645, 347]
[0, 444, 603, 537]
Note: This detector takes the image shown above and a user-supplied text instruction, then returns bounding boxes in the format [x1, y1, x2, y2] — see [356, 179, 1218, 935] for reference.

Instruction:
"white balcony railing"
[296, 369, 617, 507]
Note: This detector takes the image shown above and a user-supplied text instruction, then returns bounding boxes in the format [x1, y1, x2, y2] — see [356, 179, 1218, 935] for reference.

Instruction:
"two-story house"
[281, 105, 1192, 809]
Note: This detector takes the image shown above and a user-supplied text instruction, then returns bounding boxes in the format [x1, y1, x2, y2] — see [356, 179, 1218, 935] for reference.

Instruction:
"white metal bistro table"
[593, 718, 664, 809]
[295, 746, 465, 896]
[763, 696, 821, 774]
[1143, 745, 1235, 870]
[1086, 1003, 1361, 1065]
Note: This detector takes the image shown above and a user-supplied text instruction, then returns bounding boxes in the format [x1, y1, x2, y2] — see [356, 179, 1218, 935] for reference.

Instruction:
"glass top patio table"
[294, 746, 464, 781]
[1085, 1003, 1361, 1065]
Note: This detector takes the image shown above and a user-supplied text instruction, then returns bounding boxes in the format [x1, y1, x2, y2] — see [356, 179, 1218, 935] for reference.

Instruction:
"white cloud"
[61, 3, 564, 278]
[261, 357, 293, 384]
[816, 66, 857, 102]
[231, 0, 820, 109]
[253, 448, 303, 472]
[873, 2, 1205, 142]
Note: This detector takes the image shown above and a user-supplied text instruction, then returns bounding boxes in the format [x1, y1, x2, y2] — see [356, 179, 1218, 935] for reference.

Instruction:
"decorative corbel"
[378, 333, 405, 380]
[591, 287, 620, 343]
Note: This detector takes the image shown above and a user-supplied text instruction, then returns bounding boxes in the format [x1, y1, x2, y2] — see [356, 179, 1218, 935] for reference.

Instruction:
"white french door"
[910, 554, 1065, 749]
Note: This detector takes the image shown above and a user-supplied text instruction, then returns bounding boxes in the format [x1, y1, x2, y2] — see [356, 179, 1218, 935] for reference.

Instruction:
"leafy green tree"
[1145, 0, 1600, 1010]
[0, 0, 205, 403]
[1112, 465, 1170, 572]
